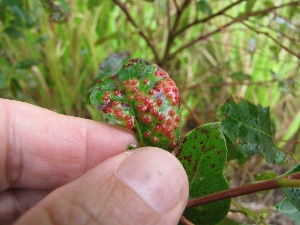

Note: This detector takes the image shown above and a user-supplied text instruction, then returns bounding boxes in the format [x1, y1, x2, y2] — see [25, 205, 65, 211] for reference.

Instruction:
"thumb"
[15, 147, 189, 225]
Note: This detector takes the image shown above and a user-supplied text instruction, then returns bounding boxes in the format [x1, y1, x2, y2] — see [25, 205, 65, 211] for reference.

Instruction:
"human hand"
[0, 99, 189, 225]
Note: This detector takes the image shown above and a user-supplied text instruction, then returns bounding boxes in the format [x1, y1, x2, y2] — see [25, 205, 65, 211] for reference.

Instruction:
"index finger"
[0, 99, 137, 191]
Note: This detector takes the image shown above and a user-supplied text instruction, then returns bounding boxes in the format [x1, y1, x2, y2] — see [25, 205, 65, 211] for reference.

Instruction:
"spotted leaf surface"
[90, 58, 181, 150]
[217, 95, 285, 163]
[178, 122, 230, 225]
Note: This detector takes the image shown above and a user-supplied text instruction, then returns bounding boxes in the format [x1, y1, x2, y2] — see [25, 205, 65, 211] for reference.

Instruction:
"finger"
[15, 148, 189, 225]
[0, 188, 50, 225]
[0, 99, 137, 191]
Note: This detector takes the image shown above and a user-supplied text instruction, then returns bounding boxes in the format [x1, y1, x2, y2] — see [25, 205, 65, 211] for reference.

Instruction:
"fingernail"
[116, 148, 186, 213]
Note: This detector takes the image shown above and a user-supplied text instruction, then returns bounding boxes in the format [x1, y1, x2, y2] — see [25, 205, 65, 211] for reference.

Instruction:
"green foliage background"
[0, 0, 299, 224]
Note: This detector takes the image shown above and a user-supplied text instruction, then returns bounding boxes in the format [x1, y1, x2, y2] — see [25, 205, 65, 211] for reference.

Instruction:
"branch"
[181, 98, 202, 126]
[174, 0, 246, 37]
[172, 0, 192, 34]
[234, 17, 300, 59]
[187, 172, 300, 208]
[182, 75, 297, 90]
[172, 0, 179, 12]
[167, 0, 171, 32]
[161, 0, 192, 64]
[112, 0, 160, 62]
[169, 1, 299, 60]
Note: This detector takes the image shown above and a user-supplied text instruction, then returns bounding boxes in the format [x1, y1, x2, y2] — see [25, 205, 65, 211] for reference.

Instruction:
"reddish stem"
[180, 215, 195, 225]
[187, 172, 300, 209]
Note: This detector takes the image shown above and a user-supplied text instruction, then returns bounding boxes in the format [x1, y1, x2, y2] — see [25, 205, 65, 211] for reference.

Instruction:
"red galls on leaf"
[90, 58, 181, 151]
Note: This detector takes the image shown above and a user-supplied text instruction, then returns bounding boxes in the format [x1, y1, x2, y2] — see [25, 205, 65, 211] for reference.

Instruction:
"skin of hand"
[0, 99, 189, 225]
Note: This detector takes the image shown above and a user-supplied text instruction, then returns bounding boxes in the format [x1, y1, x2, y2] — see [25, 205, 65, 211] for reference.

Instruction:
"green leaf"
[244, 0, 257, 13]
[15, 59, 41, 69]
[97, 52, 130, 79]
[217, 217, 240, 225]
[230, 71, 251, 81]
[91, 52, 128, 94]
[217, 96, 285, 163]
[40, 0, 70, 23]
[287, 5, 298, 19]
[3, 26, 25, 39]
[2, 0, 23, 8]
[10, 78, 23, 97]
[178, 122, 230, 225]
[275, 198, 300, 225]
[0, 5, 5, 23]
[254, 170, 277, 182]
[263, 0, 274, 8]
[35, 35, 49, 43]
[90, 58, 181, 151]
[87, 0, 101, 11]
[10, 5, 35, 28]
[0, 73, 8, 89]
[197, 0, 212, 15]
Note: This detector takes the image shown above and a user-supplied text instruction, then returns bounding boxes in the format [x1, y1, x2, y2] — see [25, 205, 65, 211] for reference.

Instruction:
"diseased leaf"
[178, 122, 230, 225]
[90, 58, 181, 151]
[225, 135, 247, 164]
[217, 96, 285, 163]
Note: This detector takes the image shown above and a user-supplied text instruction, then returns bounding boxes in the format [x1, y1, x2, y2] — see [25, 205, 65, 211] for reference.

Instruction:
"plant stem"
[180, 215, 195, 225]
[182, 75, 297, 89]
[174, 0, 246, 37]
[112, 0, 160, 62]
[161, 0, 191, 65]
[224, 14, 300, 59]
[169, 1, 299, 60]
[187, 172, 300, 209]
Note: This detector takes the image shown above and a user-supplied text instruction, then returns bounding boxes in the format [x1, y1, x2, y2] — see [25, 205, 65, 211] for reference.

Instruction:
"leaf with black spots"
[178, 122, 230, 225]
